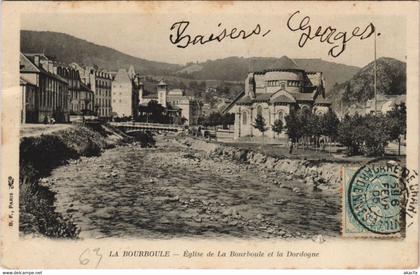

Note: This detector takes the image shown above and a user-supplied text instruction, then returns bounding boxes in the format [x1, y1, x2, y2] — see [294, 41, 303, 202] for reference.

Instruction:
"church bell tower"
[157, 80, 167, 107]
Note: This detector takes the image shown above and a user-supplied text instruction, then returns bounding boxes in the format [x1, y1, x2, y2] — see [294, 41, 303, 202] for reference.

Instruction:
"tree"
[337, 112, 393, 156]
[297, 108, 315, 147]
[285, 109, 302, 153]
[221, 113, 235, 129]
[272, 119, 283, 137]
[252, 114, 268, 136]
[207, 112, 223, 127]
[362, 113, 391, 156]
[386, 103, 406, 155]
[337, 114, 364, 156]
[199, 112, 234, 129]
[320, 109, 340, 141]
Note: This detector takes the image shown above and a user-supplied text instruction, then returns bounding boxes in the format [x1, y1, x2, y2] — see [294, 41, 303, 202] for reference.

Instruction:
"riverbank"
[19, 123, 153, 238]
[40, 134, 341, 239]
[175, 136, 344, 191]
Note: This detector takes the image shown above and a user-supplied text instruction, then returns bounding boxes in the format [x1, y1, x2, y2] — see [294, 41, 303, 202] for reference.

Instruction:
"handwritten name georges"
[169, 10, 379, 58]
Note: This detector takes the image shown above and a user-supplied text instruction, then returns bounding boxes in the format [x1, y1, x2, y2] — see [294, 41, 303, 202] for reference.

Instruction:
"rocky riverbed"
[45, 134, 341, 240]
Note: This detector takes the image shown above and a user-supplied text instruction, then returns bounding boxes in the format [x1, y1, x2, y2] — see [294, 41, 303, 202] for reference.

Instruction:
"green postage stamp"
[343, 158, 417, 238]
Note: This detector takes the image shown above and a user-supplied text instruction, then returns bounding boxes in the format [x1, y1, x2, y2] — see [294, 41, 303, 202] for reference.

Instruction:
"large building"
[112, 68, 132, 117]
[94, 70, 113, 118]
[71, 63, 112, 119]
[56, 65, 95, 116]
[20, 53, 70, 123]
[228, 58, 331, 139]
[138, 81, 202, 126]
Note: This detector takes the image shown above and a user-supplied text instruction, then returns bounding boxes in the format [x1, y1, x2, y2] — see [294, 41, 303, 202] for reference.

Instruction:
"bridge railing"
[109, 121, 184, 129]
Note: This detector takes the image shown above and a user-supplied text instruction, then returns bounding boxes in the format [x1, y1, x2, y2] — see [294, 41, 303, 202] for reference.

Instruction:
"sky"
[21, 10, 406, 68]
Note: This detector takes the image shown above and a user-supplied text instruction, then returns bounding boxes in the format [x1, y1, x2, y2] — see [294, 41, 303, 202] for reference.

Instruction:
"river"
[48, 135, 341, 239]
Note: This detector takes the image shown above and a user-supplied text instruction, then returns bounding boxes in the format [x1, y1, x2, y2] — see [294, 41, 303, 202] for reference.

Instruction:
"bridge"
[109, 122, 184, 133]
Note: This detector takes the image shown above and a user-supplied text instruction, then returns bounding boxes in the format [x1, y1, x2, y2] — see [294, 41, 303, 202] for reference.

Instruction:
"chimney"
[48, 61, 53, 73]
[34, 55, 40, 67]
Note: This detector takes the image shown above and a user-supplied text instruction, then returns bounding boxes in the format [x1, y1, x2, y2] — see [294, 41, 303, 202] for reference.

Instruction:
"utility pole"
[374, 30, 380, 114]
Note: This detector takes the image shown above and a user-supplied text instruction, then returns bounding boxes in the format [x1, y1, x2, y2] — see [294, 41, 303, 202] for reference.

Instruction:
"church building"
[228, 58, 331, 140]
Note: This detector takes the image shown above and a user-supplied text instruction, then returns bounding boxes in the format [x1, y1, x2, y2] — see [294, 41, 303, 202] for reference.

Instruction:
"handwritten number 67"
[79, 248, 103, 268]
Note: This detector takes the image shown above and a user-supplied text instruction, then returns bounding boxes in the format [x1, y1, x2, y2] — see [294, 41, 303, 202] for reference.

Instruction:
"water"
[48, 136, 341, 239]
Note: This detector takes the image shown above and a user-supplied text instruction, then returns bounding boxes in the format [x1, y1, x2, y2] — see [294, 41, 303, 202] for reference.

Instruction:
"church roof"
[236, 96, 253, 105]
[222, 90, 245, 113]
[271, 95, 296, 104]
[254, 93, 272, 101]
[291, 92, 316, 101]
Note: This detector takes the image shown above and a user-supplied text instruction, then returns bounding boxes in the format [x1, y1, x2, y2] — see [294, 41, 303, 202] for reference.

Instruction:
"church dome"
[264, 70, 303, 81]
[265, 56, 300, 70]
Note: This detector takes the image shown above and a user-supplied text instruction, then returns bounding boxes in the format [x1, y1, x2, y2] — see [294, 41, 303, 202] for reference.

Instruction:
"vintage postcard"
[0, 1, 418, 270]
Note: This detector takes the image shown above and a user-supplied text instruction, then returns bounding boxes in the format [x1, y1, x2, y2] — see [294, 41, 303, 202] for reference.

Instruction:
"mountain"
[21, 30, 361, 96]
[175, 56, 360, 94]
[328, 57, 406, 109]
[20, 30, 181, 75]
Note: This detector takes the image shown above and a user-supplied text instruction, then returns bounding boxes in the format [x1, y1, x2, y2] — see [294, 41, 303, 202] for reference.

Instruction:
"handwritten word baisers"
[169, 21, 271, 48]
[287, 10, 377, 57]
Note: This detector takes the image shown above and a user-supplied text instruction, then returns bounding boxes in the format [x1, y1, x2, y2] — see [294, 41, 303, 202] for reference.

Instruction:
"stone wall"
[183, 138, 342, 190]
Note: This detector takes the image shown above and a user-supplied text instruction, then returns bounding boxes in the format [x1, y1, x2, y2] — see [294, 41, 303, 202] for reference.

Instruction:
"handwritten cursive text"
[169, 21, 271, 48]
[287, 10, 377, 57]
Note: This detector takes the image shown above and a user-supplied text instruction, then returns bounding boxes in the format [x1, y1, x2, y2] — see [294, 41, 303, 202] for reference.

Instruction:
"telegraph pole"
[374, 30, 380, 114]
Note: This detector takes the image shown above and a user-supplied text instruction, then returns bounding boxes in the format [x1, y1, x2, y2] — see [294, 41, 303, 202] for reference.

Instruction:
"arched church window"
[257, 105, 263, 116]
[242, 112, 247, 125]
[278, 111, 284, 121]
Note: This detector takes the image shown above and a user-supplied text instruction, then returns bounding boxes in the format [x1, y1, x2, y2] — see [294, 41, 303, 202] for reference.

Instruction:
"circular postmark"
[348, 159, 409, 235]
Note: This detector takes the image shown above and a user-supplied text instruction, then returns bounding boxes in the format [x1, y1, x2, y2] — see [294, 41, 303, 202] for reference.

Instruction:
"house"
[20, 53, 70, 123]
[227, 57, 331, 139]
[365, 94, 406, 114]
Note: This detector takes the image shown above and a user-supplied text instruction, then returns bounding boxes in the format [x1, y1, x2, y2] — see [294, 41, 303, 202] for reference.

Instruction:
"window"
[257, 105, 263, 116]
[280, 82, 286, 90]
[278, 111, 284, 121]
[242, 112, 247, 125]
